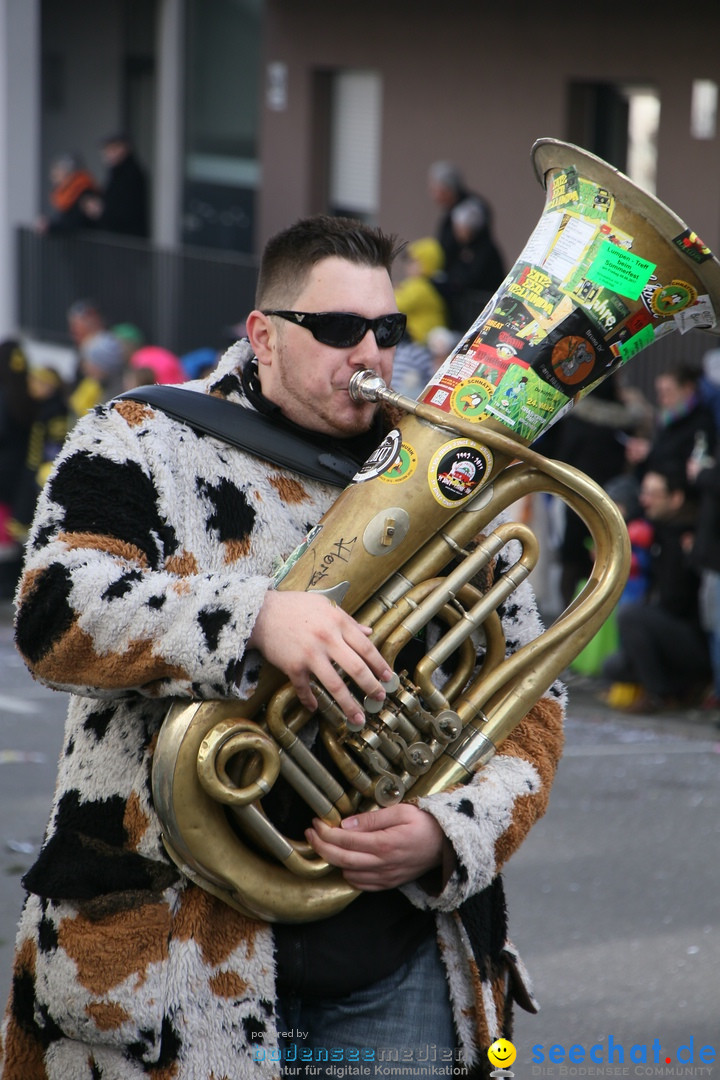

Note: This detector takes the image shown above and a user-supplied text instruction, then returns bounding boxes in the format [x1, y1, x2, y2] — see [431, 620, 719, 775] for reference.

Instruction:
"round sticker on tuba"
[428, 439, 493, 508]
[353, 429, 403, 482]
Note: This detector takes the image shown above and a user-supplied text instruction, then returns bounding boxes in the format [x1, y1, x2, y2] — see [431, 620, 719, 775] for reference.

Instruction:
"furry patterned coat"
[0, 341, 564, 1079]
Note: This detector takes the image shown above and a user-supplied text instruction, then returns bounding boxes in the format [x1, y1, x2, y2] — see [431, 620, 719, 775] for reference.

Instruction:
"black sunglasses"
[262, 309, 407, 349]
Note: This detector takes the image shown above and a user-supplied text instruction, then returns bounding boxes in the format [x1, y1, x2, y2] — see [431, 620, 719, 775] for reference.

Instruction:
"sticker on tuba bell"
[429, 439, 493, 508]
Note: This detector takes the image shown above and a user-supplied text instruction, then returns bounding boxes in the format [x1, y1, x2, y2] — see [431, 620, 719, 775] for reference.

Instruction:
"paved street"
[0, 598, 718, 1068]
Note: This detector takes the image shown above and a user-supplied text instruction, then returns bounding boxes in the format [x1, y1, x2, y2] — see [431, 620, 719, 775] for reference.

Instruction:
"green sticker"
[619, 323, 655, 363]
[586, 241, 656, 301]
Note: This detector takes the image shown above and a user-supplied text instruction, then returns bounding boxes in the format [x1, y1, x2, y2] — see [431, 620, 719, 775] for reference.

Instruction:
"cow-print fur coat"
[1, 341, 564, 1079]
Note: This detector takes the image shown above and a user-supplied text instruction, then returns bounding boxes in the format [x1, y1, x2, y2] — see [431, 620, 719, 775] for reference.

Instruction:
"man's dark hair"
[256, 215, 404, 307]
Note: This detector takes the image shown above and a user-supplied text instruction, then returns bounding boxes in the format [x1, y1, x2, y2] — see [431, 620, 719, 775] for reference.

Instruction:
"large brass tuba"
[152, 139, 720, 922]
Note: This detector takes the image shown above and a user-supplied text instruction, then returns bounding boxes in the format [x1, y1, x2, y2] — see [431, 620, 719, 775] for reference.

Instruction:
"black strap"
[117, 384, 357, 487]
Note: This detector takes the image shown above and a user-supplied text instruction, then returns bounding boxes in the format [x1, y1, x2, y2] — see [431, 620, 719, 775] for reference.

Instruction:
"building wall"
[259, 0, 720, 278]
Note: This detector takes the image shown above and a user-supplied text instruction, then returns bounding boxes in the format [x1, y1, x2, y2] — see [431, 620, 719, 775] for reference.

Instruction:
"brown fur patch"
[112, 399, 154, 427]
[58, 902, 172, 995]
[173, 885, 258, 968]
[57, 532, 149, 568]
[223, 537, 252, 563]
[268, 475, 310, 505]
[494, 694, 564, 871]
[0, 1018, 49, 1079]
[208, 970, 250, 999]
[33, 622, 188, 689]
[85, 999, 131, 1030]
[165, 550, 199, 576]
[124, 791, 150, 849]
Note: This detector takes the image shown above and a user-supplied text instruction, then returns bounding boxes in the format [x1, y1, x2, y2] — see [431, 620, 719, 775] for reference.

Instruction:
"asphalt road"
[1, 600, 718, 1071]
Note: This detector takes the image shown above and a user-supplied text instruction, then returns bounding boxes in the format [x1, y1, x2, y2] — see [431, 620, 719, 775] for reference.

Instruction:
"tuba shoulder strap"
[117, 384, 357, 487]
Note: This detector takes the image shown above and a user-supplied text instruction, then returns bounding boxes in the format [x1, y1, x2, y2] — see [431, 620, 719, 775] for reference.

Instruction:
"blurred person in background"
[82, 133, 149, 239]
[393, 237, 448, 345]
[66, 299, 127, 417]
[35, 152, 98, 235]
[623, 359, 715, 487]
[427, 161, 505, 331]
[10, 367, 70, 542]
[602, 463, 711, 714]
[0, 340, 35, 597]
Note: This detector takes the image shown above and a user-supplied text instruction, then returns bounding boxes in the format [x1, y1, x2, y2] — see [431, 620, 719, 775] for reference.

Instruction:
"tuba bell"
[152, 139, 720, 923]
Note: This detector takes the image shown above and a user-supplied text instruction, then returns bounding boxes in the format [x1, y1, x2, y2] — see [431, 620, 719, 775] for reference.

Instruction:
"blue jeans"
[273, 933, 461, 1078]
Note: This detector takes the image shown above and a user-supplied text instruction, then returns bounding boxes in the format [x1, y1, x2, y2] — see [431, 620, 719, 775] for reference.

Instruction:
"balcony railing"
[16, 227, 259, 356]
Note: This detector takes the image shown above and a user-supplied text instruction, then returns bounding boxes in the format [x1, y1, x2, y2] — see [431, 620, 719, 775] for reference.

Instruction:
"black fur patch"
[198, 607, 232, 651]
[209, 371, 243, 397]
[48, 450, 178, 569]
[22, 791, 177, 900]
[83, 706, 116, 740]
[102, 568, 143, 601]
[197, 475, 257, 543]
[15, 562, 75, 663]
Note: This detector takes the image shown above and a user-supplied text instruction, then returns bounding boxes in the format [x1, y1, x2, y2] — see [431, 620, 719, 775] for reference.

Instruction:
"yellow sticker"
[428, 439, 493, 509]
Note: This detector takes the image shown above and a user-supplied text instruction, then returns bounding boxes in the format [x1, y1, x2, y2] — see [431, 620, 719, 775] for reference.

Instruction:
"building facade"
[1, 0, 720, 362]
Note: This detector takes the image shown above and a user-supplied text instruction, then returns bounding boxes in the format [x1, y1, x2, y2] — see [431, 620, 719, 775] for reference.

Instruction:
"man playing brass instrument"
[1, 216, 564, 1079]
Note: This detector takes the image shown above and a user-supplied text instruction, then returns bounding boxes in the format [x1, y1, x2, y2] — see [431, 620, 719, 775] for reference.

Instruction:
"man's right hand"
[248, 590, 393, 727]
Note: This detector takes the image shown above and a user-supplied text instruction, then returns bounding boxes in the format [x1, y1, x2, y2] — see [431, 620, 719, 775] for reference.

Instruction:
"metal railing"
[16, 227, 259, 356]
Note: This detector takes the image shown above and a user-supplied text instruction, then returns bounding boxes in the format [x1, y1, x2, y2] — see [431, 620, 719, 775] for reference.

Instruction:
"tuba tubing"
[152, 139, 720, 922]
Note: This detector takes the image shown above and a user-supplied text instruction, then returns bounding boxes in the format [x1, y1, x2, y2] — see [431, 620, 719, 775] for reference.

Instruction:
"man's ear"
[246, 309, 275, 366]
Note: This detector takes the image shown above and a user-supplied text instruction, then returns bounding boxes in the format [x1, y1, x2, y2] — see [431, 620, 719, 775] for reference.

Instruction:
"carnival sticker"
[450, 378, 495, 420]
[380, 441, 418, 484]
[353, 429, 403, 482]
[650, 279, 698, 317]
[428, 440, 493, 508]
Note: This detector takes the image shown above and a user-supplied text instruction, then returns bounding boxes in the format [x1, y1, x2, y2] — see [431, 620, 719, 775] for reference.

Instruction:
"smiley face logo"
[488, 1038, 517, 1070]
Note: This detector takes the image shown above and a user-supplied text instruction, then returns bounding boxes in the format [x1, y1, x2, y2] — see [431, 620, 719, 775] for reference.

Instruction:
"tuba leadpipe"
[152, 139, 720, 923]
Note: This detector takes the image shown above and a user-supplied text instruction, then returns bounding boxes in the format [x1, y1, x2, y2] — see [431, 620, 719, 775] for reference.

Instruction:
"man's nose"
[348, 328, 382, 366]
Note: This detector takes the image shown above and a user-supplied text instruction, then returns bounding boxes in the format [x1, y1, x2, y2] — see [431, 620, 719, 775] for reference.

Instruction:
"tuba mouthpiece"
[348, 369, 388, 403]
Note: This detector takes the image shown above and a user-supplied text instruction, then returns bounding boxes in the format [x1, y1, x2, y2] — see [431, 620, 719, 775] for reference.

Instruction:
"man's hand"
[305, 804, 449, 890]
[248, 590, 393, 727]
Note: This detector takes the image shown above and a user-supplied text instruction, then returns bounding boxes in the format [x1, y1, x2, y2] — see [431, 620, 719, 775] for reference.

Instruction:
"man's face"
[639, 471, 682, 521]
[655, 374, 692, 412]
[252, 256, 397, 437]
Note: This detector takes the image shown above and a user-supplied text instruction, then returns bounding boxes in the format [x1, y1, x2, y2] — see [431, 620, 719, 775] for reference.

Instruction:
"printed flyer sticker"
[484, 365, 568, 442]
[585, 241, 656, 301]
[428, 440, 493, 508]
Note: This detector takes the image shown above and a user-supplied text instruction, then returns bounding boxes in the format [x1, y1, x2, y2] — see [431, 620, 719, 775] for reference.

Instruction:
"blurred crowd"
[0, 300, 221, 599]
[538, 354, 720, 721]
